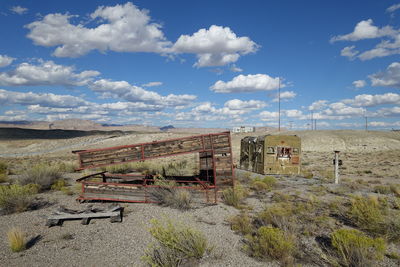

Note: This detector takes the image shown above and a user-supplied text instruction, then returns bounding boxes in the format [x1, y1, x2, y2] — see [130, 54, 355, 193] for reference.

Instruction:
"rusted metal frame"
[227, 132, 236, 188]
[76, 196, 158, 204]
[76, 171, 107, 182]
[74, 132, 229, 154]
[81, 180, 216, 189]
[76, 148, 211, 171]
[210, 135, 218, 203]
[141, 144, 145, 160]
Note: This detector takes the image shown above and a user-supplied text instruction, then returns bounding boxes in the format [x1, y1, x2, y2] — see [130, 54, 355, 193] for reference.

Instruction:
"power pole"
[364, 109, 368, 131]
[311, 111, 314, 130]
[314, 119, 317, 130]
[278, 77, 281, 132]
[289, 121, 293, 130]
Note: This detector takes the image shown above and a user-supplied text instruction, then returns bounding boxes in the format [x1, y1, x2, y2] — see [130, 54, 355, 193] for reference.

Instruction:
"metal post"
[311, 111, 314, 130]
[278, 77, 281, 132]
[334, 150, 340, 184]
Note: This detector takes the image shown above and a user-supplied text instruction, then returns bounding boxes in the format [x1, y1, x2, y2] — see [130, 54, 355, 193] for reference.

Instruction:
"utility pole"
[314, 119, 317, 130]
[311, 111, 314, 130]
[278, 77, 281, 132]
[289, 121, 293, 130]
[364, 109, 368, 131]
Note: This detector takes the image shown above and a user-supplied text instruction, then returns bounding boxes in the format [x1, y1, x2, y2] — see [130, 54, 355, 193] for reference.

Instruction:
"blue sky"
[1, 0, 400, 129]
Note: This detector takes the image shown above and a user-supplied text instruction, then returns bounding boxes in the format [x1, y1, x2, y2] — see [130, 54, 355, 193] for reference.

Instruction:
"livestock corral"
[0, 129, 400, 266]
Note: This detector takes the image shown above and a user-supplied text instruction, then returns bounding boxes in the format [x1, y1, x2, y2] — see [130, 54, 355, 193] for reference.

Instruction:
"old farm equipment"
[73, 132, 235, 203]
[240, 135, 301, 175]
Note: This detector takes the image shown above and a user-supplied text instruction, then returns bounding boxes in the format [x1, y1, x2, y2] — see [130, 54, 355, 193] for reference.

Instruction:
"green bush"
[347, 195, 386, 235]
[245, 226, 295, 262]
[257, 203, 298, 233]
[143, 218, 210, 266]
[0, 161, 8, 174]
[0, 184, 38, 213]
[19, 164, 63, 191]
[51, 179, 67, 191]
[0, 161, 8, 183]
[229, 212, 253, 235]
[250, 176, 276, 192]
[222, 183, 248, 208]
[331, 228, 386, 267]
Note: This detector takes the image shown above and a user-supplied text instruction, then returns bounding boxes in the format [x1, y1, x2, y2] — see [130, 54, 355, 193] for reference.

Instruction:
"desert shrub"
[50, 179, 67, 191]
[19, 163, 63, 191]
[257, 203, 298, 233]
[301, 168, 313, 179]
[0, 184, 38, 214]
[151, 183, 192, 210]
[347, 195, 386, 235]
[0, 161, 8, 183]
[390, 184, 400, 197]
[245, 226, 295, 263]
[143, 218, 210, 266]
[331, 228, 386, 267]
[7, 227, 26, 252]
[222, 183, 248, 208]
[60, 186, 74, 195]
[229, 212, 253, 235]
[56, 161, 78, 173]
[104, 163, 134, 174]
[162, 160, 189, 176]
[250, 176, 276, 192]
[374, 185, 392, 195]
[0, 173, 8, 183]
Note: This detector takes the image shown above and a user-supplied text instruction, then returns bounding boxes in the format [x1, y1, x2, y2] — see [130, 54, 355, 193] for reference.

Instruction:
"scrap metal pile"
[73, 132, 235, 203]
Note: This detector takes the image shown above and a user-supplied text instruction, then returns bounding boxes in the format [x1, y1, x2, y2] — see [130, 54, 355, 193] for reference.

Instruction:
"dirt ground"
[1, 130, 399, 266]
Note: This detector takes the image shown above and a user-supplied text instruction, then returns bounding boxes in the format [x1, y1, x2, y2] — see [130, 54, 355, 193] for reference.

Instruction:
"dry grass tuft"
[151, 182, 192, 210]
[7, 227, 26, 252]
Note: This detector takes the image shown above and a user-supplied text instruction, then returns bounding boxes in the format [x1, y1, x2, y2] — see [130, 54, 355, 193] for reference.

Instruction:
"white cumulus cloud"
[172, 25, 258, 67]
[90, 79, 196, 106]
[142, 81, 162, 87]
[210, 74, 282, 93]
[224, 99, 266, 110]
[343, 93, 400, 107]
[272, 90, 296, 102]
[26, 2, 171, 57]
[331, 19, 396, 42]
[0, 60, 99, 86]
[352, 80, 366, 88]
[10, 6, 28, 15]
[369, 62, 400, 88]
[341, 46, 359, 59]
[387, 4, 400, 13]
[0, 55, 15, 68]
[0, 89, 88, 108]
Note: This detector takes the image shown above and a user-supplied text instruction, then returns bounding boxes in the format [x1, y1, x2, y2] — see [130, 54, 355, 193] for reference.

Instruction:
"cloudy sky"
[1, 0, 400, 129]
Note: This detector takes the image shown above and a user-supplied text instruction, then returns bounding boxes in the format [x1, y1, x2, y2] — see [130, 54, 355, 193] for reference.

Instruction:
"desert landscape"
[0, 122, 399, 267]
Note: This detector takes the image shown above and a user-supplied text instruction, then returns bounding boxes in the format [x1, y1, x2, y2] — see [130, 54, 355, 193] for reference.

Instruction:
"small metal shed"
[239, 135, 301, 175]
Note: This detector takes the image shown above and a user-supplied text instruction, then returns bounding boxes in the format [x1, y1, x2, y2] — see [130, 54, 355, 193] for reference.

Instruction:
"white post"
[334, 150, 340, 184]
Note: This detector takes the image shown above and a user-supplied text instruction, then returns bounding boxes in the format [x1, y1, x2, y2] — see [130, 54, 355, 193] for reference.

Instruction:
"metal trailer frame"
[73, 132, 235, 203]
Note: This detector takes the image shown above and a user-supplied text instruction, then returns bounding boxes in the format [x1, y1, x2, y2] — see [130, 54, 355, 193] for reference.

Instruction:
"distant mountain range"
[0, 119, 229, 133]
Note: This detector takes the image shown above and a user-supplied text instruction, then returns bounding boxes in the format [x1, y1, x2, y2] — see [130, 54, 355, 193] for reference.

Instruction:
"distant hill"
[160, 125, 175, 131]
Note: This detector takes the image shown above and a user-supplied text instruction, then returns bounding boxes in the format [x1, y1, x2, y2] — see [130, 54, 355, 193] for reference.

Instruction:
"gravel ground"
[0, 187, 270, 267]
